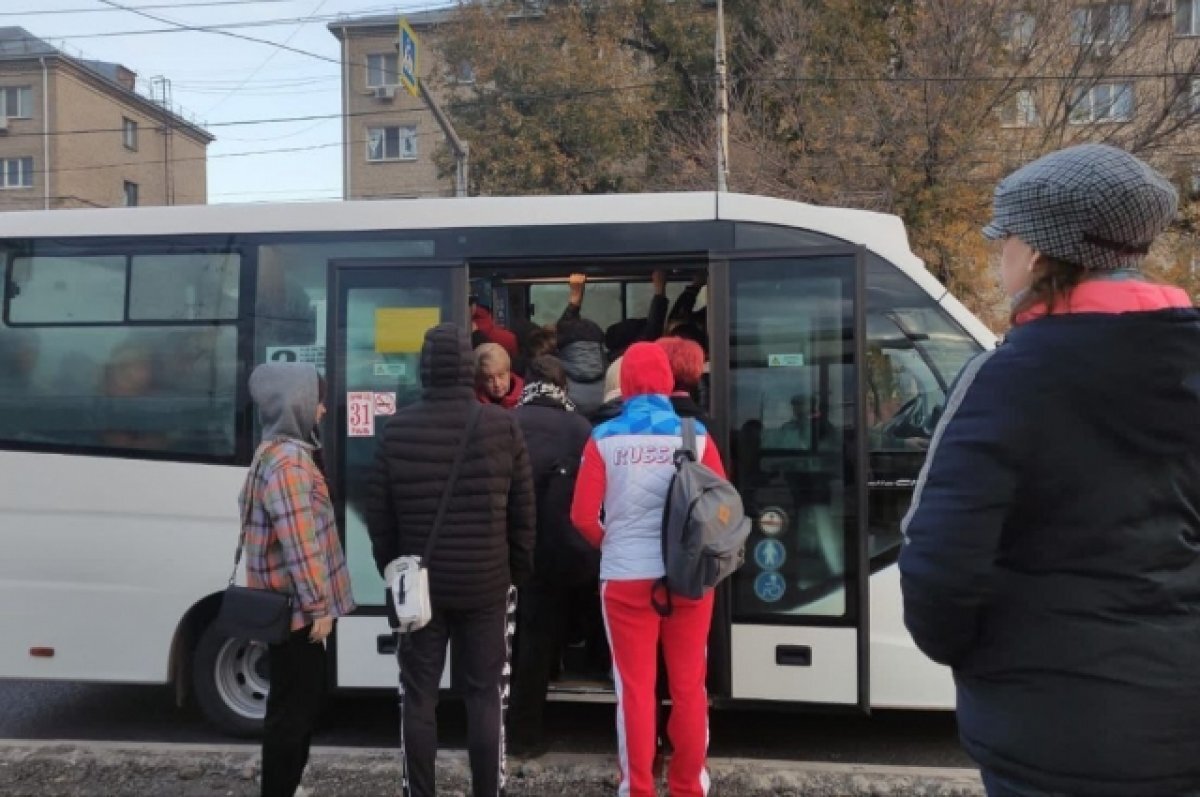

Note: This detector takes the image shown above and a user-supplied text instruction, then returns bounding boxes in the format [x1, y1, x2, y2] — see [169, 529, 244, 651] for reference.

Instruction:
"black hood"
[420, 322, 474, 391]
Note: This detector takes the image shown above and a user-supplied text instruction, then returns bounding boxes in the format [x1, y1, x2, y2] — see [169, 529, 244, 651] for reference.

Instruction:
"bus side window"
[0, 322, 238, 457]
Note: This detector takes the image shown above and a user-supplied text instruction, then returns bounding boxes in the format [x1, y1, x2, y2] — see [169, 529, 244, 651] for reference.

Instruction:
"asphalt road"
[0, 680, 972, 768]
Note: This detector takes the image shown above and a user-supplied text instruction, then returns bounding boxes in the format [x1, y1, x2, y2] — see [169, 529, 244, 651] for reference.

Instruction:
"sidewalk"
[0, 740, 984, 796]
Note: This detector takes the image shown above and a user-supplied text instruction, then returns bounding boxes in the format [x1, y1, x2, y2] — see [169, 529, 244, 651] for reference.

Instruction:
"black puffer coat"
[514, 394, 597, 586]
[366, 323, 536, 610]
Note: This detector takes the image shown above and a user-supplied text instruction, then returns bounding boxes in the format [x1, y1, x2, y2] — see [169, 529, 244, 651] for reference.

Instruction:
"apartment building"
[991, 1, 1200, 191]
[329, 2, 1199, 203]
[0, 27, 212, 212]
[328, 10, 460, 200]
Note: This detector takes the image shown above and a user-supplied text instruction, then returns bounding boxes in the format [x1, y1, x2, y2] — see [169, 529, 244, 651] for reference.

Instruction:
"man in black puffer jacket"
[508, 356, 597, 757]
[366, 322, 535, 797]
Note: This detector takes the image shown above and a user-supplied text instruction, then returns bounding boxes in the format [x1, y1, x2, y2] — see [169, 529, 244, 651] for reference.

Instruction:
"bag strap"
[229, 443, 269, 586]
[422, 401, 483, 565]
[656, 417, 698, 618]
[675, 417, 698, 466]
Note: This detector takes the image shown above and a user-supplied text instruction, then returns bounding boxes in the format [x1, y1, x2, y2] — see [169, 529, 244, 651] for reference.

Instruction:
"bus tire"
[192, 622, 271, 738]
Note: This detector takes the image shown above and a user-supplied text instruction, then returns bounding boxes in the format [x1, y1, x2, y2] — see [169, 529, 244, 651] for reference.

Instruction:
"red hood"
[472, 305, 518, 356]
[1017, 279, 1192, 325]
[620, 341, 674, 397]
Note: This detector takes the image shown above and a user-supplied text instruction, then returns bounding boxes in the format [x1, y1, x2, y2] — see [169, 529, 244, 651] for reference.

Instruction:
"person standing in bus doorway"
[571, 342, 727, 797]
[556, 273, 609, 416]
[475, 342, 525, 409]
[899, 144, 1200, 797]
[244, 363, 355, 797]
[508, 355, 596, 758]
[366, 323, 536, 797]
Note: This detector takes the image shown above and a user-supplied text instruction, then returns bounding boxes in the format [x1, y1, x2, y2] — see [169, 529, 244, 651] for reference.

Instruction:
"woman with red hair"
[656, 336, 711, 431]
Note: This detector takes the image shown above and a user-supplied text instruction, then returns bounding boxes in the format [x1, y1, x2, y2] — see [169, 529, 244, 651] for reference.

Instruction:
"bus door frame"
[324, 257, 468, 691]
[707, 247, 870, 713]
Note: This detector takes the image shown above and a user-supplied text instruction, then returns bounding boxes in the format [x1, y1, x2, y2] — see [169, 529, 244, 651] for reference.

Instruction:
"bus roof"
[0, 192, 996, 345]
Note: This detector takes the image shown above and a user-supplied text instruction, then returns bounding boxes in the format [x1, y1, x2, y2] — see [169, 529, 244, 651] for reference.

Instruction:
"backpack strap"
[655, 417, 698, 617]
[675, 416, 698, 465]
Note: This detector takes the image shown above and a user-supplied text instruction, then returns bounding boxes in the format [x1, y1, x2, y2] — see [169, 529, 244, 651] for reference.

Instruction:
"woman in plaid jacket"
[243, 362, 355, 797]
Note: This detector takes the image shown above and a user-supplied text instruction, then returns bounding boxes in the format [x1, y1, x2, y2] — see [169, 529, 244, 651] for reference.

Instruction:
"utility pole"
[715, 0, 730, 192]
[420, 82, 470, 198]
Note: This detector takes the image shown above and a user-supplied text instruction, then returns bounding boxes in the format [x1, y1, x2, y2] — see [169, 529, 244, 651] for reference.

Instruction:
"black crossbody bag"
[215, 448, 294, 644]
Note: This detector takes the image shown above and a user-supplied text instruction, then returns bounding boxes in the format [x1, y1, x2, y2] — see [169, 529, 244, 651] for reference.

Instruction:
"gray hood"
[559, 341, 606, 384]
[250, 362, 320, 444]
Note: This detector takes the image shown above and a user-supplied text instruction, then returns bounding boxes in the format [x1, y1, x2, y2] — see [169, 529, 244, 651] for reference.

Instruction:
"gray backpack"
[653, 418, 752, 615]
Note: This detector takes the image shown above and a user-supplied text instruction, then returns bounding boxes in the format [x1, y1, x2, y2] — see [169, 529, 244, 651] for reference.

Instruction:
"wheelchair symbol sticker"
[754, 539, 786, 571]
[754, 571, 786, 603]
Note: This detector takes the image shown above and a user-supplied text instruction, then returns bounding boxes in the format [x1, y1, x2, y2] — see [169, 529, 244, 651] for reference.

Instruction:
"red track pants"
[601, 579, 714, 797]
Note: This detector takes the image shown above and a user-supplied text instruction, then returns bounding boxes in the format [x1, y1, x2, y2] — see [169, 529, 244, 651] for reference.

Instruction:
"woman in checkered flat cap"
[899, 144, 1200, 797]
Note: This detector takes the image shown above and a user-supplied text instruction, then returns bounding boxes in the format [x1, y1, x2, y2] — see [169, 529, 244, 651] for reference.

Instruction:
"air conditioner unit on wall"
[1148, 0, 1173, 18]
[374, 86, 396, 100]
[0, 118, 8, 133]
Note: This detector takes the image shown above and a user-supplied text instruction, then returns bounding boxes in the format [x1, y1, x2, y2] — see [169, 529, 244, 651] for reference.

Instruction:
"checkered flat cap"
[983, 144, 1178, 271]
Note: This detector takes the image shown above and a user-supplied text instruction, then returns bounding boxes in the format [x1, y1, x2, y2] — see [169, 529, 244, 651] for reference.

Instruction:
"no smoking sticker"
[373, 392, 397, 416]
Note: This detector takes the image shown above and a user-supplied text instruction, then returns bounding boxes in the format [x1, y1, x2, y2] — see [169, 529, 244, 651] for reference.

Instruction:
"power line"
[0, 79, 671, 140]
[93, 0, 342, 65]
[201, 0, 332, 115]
[49, 12, 395, 39]
[0, 0, 296, 16]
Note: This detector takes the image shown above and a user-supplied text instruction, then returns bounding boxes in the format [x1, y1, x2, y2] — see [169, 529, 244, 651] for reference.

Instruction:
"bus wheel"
[192, 622, 270, 738]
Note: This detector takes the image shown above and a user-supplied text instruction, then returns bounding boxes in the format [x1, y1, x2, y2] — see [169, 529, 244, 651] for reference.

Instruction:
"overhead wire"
[0, 79, 672, 140]
[200, 0, 332, 115]
[0, 0, 297, 16]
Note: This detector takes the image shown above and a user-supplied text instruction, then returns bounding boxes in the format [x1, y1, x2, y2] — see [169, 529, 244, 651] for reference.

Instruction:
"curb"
[0, 741, 985, 796]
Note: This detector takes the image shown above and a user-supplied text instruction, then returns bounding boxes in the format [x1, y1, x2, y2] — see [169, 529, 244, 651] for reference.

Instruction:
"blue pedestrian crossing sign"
[754, 539, 786, 571]
[399, 19, 419, 97]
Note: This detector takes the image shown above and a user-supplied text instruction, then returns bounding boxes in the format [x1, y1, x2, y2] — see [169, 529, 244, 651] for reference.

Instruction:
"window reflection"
[0, 322, 238, 456]
[730, 260, 853, 620]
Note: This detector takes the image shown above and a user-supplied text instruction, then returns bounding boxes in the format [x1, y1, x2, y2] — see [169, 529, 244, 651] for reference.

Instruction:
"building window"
[122, 118, 138, 151]
[1174, 76, 1200, 115]
[366, 53, 399, 88]
[0, 157, 33, 188]
[1071, 3, 1133, 44]
[0, 86, 32, 119]
[1069, 82, 1135, 123]
[367, 126, 418, 161]
[451, 61, 476, 85]
[1000, 89, 1040, 127]
[1179, 0, 1200, 35]
[1004, 11, 1037, 55]
[123, 181, 139, 207]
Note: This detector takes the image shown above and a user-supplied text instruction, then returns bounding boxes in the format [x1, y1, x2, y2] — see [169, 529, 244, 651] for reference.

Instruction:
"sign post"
[398, 17, 470, 196]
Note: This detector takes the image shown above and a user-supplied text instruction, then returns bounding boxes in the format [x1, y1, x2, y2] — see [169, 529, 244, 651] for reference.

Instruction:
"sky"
[12, 0, 445, 204]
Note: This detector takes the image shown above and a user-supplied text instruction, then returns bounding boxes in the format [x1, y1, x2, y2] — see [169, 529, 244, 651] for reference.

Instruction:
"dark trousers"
[398, 590, 516, 797]
[262, 626, 326, 797]
[509, 581, 568, 748]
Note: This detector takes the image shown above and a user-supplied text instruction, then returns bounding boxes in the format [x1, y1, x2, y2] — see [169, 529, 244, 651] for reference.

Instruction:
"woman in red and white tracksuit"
[570, 342, 726, 797]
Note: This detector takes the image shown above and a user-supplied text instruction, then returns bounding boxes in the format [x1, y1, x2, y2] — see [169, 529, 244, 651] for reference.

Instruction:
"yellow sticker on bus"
[375, 307, 440, 353]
